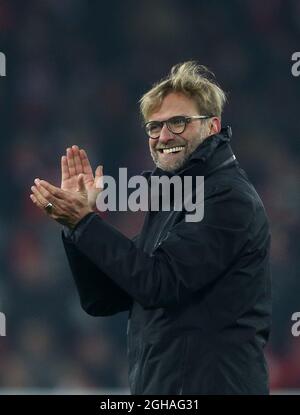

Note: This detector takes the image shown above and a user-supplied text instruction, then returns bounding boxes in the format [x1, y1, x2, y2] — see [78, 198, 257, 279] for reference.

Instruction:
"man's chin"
[151, 148, 191, 173]
[154, 156, 186, 173]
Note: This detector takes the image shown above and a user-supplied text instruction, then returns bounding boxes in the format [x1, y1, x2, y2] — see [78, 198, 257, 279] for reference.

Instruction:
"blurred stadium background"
[0, 0, 299, 394]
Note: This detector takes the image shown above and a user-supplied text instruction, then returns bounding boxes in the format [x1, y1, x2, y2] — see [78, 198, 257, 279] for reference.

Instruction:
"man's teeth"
[161, 146, 185, 154]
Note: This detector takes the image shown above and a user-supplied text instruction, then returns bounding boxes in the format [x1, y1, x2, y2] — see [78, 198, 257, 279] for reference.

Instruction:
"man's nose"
[158, 123, 174, 144]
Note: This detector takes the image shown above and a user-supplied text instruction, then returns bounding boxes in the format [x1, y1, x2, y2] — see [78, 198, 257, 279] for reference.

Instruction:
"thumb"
[77, 174, 86, 192]
[95, 165, 103, 189]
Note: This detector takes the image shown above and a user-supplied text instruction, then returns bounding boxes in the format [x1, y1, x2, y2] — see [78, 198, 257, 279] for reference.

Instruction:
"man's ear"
[210, 117, 221, 135]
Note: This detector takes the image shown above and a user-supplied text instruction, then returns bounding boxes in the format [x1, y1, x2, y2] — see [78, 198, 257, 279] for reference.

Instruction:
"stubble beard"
[150, 128, 210, 173]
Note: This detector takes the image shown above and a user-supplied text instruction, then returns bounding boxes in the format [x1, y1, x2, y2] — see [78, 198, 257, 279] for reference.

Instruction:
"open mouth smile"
[158, 146, 185, 154]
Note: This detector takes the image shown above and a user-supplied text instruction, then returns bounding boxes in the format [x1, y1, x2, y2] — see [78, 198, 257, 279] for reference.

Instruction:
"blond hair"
[139, 61, 226, 121]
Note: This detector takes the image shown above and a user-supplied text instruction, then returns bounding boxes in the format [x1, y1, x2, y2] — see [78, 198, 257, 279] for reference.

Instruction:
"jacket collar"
[142, 126, 235, 180]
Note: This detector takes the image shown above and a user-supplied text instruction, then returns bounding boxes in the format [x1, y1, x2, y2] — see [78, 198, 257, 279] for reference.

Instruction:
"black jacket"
[62, 127, 272, 394]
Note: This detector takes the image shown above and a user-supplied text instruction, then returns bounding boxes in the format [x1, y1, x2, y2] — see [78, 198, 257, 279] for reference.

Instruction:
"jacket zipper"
[153, 217, 173, 251]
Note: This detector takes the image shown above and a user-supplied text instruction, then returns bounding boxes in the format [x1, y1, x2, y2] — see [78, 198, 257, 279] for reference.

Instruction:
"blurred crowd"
[0, 0, 299, 391]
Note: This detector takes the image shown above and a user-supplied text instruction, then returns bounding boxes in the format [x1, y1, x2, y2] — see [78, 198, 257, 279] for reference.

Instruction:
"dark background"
[0, 0, 299, 392]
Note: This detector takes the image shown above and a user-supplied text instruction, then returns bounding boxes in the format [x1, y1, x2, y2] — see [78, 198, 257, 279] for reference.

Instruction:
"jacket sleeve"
[68, 187, 263, 309]
[62, 213, 133, 316]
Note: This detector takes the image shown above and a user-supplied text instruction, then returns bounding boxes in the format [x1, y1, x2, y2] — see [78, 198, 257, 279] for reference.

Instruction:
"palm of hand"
[61, 173, 94, 192]
[61, 145, 102, 210]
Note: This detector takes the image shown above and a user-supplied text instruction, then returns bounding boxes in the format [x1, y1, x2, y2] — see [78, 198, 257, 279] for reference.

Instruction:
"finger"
[30, 193, 46, 211]
[72, 145, 83, 175]
[95, 165, 103, 189]
[35, 178, 66, 200]
[95, 165, 103, 178]
[61, 155, 70, 182]
[31, 186, 51, 209]
[80, 149, 93, 175]
[66, 147, 76, 177]
[30, 193, 42, 208]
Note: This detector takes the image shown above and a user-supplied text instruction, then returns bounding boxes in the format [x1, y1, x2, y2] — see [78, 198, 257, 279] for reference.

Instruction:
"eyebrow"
[147, 114, 188, 122]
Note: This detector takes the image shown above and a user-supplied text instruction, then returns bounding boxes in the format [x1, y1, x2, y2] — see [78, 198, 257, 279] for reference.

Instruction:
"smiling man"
[30, 61, 272, 395]
[146, 92, 217, 172]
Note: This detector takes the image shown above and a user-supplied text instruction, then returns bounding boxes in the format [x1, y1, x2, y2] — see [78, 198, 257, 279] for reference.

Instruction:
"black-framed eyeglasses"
[144, 115, 213, 139]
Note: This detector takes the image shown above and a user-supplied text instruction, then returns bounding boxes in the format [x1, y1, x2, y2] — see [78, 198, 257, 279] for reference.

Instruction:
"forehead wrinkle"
[148, 93, 199, 122]
[148, 114, 187, 123]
